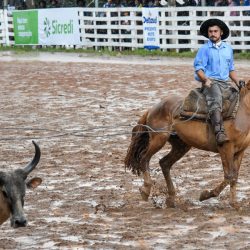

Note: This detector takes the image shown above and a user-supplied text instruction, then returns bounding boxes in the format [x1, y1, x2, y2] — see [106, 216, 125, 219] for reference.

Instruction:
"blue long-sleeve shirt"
[193, 40, 235, 82]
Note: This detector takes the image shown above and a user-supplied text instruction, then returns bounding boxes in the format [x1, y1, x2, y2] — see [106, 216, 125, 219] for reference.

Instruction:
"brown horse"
[125, 80, 250, 208]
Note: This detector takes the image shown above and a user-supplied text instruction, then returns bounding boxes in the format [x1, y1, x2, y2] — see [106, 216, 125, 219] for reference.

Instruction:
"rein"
[236, 80, 246, 92]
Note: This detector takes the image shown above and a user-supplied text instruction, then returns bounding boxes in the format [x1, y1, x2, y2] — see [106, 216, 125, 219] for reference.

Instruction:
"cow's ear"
[26, 177, 42, 189]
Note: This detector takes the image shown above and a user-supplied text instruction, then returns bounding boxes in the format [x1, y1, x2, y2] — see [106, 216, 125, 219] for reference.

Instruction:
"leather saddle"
[180, 88, 239, 120]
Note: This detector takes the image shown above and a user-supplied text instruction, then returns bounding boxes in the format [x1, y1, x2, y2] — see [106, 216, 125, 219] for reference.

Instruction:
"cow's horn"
[23, 141, 41, 176]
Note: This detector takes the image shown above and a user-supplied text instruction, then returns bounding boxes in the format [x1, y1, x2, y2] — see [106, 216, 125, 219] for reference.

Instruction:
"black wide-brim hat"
[200, 18, 230, 40]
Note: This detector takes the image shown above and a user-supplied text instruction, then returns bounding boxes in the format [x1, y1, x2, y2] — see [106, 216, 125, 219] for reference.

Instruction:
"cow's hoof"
[139, 187, 149, 201]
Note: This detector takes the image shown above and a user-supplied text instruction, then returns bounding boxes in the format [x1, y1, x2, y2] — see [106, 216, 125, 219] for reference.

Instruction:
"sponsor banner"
[38, 8, 80, 45]
[13, 8, 81, 45]
[13, 10, 38, 45]
[142, 8, 160, 50]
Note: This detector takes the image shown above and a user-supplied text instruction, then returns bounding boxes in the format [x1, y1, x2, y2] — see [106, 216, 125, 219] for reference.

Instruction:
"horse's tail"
[124, 111, 150, 176]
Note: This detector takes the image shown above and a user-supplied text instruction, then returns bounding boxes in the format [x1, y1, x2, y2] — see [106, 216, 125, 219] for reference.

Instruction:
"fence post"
[106, 10, 112, 51]
[78, 9, 83, 49]
[190, 9, 196, 52]
[3, 9, 10, 46]
[130, 9, 136, 51]
[94, 10, 98, 51]
[172, 8, 178, 53]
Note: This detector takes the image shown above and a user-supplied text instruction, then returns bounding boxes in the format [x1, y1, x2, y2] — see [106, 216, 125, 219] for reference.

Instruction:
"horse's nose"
[13, 217, 27, 228]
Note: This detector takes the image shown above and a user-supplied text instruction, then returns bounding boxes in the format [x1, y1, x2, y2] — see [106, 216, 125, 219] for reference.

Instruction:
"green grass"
[0, 45, 249, 60]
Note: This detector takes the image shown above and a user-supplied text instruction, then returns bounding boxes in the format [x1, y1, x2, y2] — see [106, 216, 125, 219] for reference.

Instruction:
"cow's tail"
[124, 111, 150, 176]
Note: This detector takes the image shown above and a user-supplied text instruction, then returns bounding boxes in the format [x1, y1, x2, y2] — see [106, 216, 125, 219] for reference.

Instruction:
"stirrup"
[216, 132, 229, 145]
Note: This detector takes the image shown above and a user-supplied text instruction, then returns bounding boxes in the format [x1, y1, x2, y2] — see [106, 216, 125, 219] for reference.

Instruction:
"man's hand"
[203, 78, 213, 88]
[234, 80, 245, 91]
[238, 80, 245, 89]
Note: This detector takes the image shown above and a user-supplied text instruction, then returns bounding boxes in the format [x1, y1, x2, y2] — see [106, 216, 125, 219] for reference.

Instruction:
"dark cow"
[0, 141, 42, 228]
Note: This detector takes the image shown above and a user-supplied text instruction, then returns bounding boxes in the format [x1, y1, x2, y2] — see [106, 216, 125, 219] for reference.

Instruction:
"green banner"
[13, 10, 38, 45]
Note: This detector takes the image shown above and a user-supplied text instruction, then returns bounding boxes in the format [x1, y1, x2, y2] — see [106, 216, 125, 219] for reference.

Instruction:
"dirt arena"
[0, 52, 250, 249]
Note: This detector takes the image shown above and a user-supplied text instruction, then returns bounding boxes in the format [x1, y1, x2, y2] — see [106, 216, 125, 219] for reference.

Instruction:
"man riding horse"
[125, 18, 250, 209]
[194, 18, 243, 145]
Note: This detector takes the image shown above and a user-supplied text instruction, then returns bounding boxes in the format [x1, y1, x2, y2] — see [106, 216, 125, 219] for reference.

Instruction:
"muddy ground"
[0, 52, 250, 249]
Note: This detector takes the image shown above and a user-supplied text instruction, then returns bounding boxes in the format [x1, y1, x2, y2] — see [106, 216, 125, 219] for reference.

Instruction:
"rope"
[0, 96, 204, 141]
[0, 124, 160, 141]
[172, 92, 203, 124]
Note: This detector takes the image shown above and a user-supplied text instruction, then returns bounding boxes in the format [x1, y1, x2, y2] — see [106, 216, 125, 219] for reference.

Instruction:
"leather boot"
[210, 109, 229, 145]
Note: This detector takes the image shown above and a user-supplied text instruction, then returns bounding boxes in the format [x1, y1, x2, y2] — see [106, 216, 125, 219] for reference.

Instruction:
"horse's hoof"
[139, 187, 149, 201]
[166, 197, 176, 208]
[199, 190, 210, 201]
[229, 202, 241, 211]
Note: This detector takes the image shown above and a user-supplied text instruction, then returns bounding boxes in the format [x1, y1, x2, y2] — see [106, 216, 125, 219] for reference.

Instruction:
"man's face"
[208, 25, 223, 43]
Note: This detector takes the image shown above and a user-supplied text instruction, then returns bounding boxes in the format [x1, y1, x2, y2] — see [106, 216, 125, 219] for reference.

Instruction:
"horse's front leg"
[139, 168, 152, 201]
[199, 180, 229, 201]
[229, 150, 244, 208]
[200, 144, 242, 208]
[220, 144, 242, 208]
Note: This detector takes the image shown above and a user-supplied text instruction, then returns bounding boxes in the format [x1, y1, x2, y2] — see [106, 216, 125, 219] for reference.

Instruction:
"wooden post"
[3, 0, 7, 8]
[3, 9, 9, 46]
[168, 0, 176, 6]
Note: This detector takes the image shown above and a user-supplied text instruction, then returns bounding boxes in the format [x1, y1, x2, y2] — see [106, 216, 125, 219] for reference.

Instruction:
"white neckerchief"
[214, 40, 222, 49]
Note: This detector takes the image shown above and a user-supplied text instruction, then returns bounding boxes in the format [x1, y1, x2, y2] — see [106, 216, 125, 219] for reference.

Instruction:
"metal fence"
[1, 6, 250, 51]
